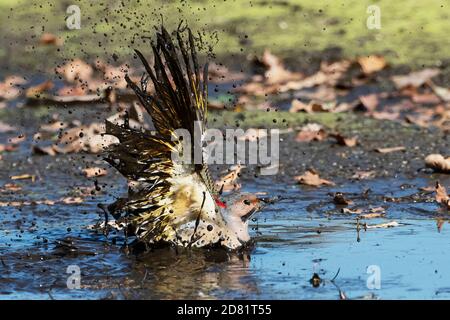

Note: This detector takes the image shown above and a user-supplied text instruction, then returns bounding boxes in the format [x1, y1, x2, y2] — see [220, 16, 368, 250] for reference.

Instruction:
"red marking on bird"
[215, 198, 227, 208]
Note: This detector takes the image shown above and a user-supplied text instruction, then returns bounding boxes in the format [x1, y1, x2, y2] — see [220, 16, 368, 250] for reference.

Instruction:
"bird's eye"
[243, 199, 251, 205]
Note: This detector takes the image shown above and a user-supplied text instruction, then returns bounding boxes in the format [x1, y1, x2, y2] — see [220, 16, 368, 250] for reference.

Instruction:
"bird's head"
[220, 194, 270, 243]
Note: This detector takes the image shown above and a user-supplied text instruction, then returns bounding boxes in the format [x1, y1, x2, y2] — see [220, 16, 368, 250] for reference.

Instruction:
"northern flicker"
[103, 26, 267, 250]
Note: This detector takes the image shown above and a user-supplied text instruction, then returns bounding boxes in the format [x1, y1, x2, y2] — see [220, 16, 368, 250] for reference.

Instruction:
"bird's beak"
[241, 207, 257, 223]
[257, 197, 272, 204]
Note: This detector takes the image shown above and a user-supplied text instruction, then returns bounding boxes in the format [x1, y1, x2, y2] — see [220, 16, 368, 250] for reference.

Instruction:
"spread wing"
[104, 26, 219, 244]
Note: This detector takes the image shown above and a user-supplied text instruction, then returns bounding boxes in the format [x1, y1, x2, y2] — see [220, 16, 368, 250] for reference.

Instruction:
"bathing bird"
[103, 26, 267, 250]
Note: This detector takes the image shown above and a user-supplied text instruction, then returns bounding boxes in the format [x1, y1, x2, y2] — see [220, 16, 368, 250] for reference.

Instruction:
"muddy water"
[1, 158, 449, 299]
[1, 105, 450, 299]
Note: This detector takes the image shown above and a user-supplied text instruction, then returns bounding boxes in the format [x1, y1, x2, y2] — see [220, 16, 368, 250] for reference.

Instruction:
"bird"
[103, 26, 268, 250]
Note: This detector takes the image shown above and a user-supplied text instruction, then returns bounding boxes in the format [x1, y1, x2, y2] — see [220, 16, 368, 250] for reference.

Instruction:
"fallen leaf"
[82, 167, 108, 178]
[357, 55, 387, 75]
[25, 80, 54, 98]
[425, 154, 450, 173]
[435, 181, 450, 209]
[295, 123, 327, 142]
[295, 170, 335, 187]
[370, 111, 400, 121]
[359, 94, 379, 112]
[32, 145, 57, 156]
[391, 68, 440, 89]
[290, 99, 331, 113]
[330, 133, 358, 147]
[40, 33, 62, 46]
[411, 92, 440, 104]
[429, 83, 450, 102]
[260, 50, 303, 85]
[375, 146, 406, 153]
[365, 221, 399, 229]
[56, 59, 94, 83]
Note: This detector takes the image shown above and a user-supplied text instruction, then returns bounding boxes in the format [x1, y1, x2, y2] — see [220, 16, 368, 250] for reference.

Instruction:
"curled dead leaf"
[295, 123, 327, 142]
[330, 133, 358, 147]
[56, 59, 93, 83]
[435, 181, 450, 209]
[391, 68, 440, 89]
[295, 170, 335, 187]
[425, 154, 450, 173]
[40, 33, 62, 46]
[26, 80, 54, 98]
[357, 55, 387, 75]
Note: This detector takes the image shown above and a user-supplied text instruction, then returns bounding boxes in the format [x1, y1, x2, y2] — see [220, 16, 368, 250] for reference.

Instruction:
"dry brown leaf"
[411, 92, 440, 104]
[261, 50, 303, 85]
[425, 154, 450, 173]
[331, 133, 358, 147]
[419, 185, 435, 192]
[429, 83, 450, 102]
[435, 181, 450, 209]
[0, 79, 21, 100]
[357, 55, 387, 75]
[25, 80, 54, 98]
[56, 59, 94, 83]
[32, 145, 57, 156]
[290, 99, 331, 113]
[215, 165, 243, 192]
[82, 167, 108, 178]
[370, 111, 400, 121]
[375, 146, 406, 153]
[40, 33, 62, 46]
[295, 123, 327, 142]
[359, 94, 379, 112]
[295, 170, 335, 187]
[391, 69, 440, 89]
